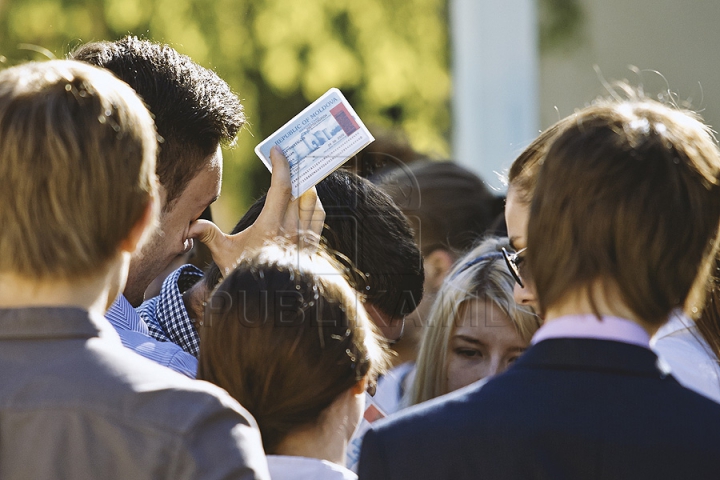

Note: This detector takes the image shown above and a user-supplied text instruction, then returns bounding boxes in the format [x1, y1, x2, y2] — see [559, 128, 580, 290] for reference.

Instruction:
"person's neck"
[543, 282, 659, 337]
[274, 391, 357, 466]
[0, 259, 123, 318]
[274, 421, 348, 466]
[123, 262, 149, 307]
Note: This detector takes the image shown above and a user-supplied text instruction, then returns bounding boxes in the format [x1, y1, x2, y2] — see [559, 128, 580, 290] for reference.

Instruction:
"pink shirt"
[532, 314, 651, 348]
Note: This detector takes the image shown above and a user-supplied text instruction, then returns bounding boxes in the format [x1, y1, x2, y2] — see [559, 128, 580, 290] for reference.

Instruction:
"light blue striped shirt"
[105, 294, 197, 378]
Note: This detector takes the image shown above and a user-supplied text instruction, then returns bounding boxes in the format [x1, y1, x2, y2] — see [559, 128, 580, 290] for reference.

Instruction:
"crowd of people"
[2, 35, 720, 480]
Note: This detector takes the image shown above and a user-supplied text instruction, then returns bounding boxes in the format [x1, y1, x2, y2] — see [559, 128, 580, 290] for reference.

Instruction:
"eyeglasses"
[502, 247, 527, 288]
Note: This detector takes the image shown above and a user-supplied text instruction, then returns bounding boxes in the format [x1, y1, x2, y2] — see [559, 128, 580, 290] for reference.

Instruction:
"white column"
[450, 0, 539, 192]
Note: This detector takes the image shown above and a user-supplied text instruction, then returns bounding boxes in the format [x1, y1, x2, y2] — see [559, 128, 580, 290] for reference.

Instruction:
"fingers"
[256, 146, 293, 233]
[308, 192, 325, 236]
[283, 188, 324, 246]
[297, 187, 320, 231]
[301, 194, 325, 250]
[234, 146, 326, 256]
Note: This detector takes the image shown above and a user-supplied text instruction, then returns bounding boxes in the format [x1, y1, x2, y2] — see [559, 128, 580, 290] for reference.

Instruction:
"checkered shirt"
[138, 264, 203, 357]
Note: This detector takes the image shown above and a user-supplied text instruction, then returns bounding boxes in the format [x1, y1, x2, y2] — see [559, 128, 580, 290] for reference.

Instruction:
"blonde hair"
[0, 60, 158, 279]
[409, 237, 540, 405]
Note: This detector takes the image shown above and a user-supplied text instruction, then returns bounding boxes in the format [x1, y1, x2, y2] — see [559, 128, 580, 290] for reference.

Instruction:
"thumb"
[189, 219, 250, 275]
[188, 219, 225, 251]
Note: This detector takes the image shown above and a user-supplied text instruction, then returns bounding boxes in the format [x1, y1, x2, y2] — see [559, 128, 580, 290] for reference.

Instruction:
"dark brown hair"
[527, 98, 720, 324]
[71, 36, 244, 206]
[198, 244, 389, 454]
[377, 161, 501, 256]
[508, 117, 574, 204]
[204, 170, 424, 319]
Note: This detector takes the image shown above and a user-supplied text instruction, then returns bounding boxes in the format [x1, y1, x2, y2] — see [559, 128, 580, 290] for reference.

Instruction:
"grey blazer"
[0, 307, 270, 480]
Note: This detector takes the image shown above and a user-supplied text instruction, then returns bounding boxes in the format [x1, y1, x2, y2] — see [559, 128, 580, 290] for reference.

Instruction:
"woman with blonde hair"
[199, 244, 390, 480]
[409, 237, 541, 405]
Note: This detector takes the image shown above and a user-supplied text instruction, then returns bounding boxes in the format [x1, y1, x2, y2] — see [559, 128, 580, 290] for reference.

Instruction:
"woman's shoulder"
[267, 455, 357, 480]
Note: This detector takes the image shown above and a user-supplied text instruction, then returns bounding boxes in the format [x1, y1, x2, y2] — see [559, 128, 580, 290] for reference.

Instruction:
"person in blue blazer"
[358, 93, 720, 480]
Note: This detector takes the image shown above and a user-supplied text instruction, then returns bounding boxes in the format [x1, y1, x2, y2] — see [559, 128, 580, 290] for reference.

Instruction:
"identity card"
[255, 88, 374, 199]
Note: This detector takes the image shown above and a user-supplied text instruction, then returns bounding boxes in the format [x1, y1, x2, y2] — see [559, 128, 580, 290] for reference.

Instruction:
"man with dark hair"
[314, 169, 424, 336]
[0, 59, 269, 479]
[71, 37, 322, 377]
[359, 97, 720, 479]
[72, 36, 245, 307]
[191, 169, 423, 343]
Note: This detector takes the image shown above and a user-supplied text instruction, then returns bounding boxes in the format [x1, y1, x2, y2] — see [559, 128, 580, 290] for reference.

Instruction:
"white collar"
[267, 455, 357, 480]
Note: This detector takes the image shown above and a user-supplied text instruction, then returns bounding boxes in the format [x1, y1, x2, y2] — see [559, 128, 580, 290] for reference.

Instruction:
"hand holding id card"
[255, 88, 374, 199]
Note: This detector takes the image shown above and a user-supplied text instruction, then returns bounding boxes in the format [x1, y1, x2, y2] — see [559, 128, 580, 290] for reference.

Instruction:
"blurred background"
[1, 0, 719, 228]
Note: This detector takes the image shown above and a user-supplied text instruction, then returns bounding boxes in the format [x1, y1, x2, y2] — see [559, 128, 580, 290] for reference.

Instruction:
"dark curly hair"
[205, 170, 424, 319]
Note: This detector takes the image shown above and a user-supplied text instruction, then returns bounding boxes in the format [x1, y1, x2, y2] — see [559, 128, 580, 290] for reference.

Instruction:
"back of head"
[410, 236, 540, 405]
[528, 96, 720, 324]
[70, 36, 244, 205]
[198, 244, 389, 453]
[378, 161, 499, 255]
[317, 169, 424, 317]
[205, 170, 424, 319]
[0, 60, 157, 279]
[508, 117, 575, 205]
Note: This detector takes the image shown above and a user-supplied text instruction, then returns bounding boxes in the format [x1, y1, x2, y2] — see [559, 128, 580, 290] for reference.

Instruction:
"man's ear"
[424, 248, 455, 290]
[119, 201, 155, 254]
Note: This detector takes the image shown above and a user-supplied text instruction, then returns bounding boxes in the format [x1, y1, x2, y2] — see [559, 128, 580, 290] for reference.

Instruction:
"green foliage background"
[0, 0, 451, 226]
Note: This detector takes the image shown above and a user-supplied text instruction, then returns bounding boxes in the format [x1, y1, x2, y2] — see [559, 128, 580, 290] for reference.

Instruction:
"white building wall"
[540, 0, 720, 133]
[450, 0, 539, 192]
[451, 0, 720, 192]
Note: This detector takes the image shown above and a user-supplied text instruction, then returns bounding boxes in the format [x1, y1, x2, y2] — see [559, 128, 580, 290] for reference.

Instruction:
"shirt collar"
[652, 309, 692, 341]
[154, 265, 202, 357]
[532, 314, 651, 349]
[105, 294, 149, 335]
[267, 455, 356, 480]
[0, 306, 121, 343]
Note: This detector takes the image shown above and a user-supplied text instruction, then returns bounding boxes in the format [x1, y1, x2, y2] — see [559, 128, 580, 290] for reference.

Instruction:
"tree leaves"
[0, 0, 450, 217]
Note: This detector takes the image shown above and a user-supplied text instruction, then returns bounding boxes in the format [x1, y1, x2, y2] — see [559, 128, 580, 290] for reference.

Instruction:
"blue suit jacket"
[358, 338, 720, 480]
